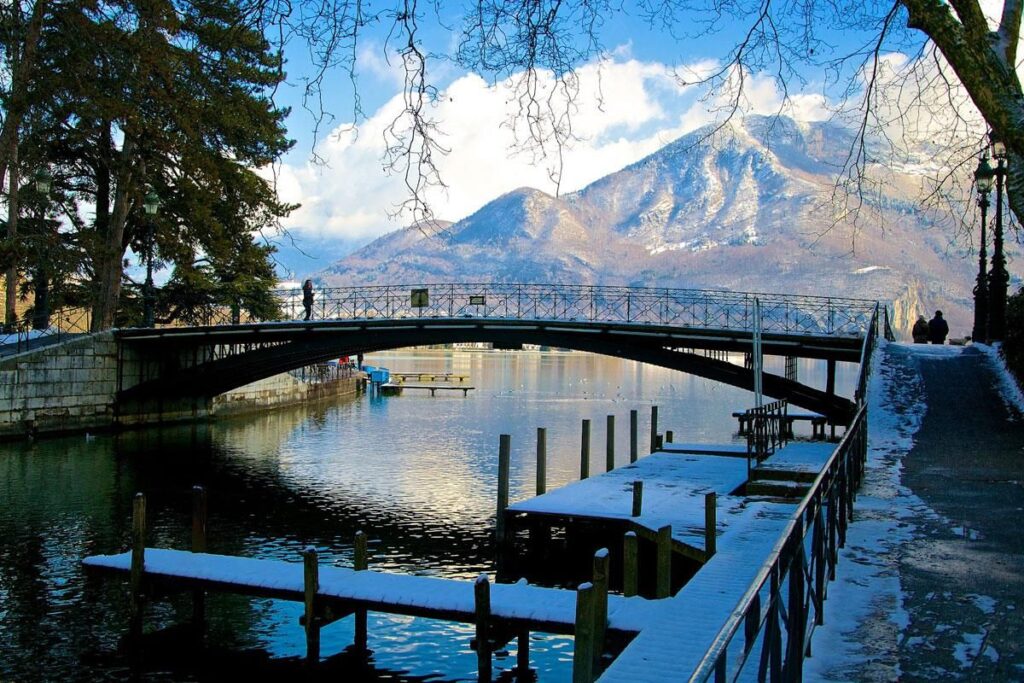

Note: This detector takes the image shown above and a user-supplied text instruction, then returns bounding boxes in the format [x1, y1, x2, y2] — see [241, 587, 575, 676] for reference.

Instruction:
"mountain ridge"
[317, 115, 1017, 335]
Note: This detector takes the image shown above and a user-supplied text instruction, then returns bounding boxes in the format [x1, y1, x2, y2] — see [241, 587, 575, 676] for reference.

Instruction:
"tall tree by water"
[1, 0, 294, 330]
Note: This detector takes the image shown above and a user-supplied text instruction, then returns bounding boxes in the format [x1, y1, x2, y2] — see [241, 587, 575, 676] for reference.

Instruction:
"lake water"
[0, 350, 856, 681]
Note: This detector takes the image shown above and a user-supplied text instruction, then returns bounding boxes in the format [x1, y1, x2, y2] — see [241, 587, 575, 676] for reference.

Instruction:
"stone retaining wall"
[212, 371, 360, 416]
[0, 332, 118, 438]
[1, 333, 362, 439]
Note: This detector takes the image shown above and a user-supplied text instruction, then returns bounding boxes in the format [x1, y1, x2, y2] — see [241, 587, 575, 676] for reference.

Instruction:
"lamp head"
[34, 168, 52, 196]
[991, 136, 1008, 160]
[975, 155, 995, 193]
[143, 189, 160, 216]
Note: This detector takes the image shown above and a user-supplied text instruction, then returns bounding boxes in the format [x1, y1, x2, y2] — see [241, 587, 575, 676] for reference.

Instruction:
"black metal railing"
[272, 283, 878, 338]
[688, 402, 868, 681]
[745, 399, 789, 467]
[0, 306, 92, 356]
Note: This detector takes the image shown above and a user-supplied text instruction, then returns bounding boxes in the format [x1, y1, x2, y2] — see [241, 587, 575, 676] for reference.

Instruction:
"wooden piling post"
[191, 486, 207, 552]
[665, 430, 674, 443]
[354, 530, 368, 651]
[129, 492, 146, 638]
[496, 434, 511, 545]
[475, 574, 492, 682]
[303, 547, 320, 664]
[631, 481, 643, 517]
[649, 406, 659, 453]
[623, 532, 638, 598]
[704, 492, 717, 558]
[572, 582, 596, 683]
[592, 549, 609, 672]
[606, 415, 615, 472]
[629, 409, 638, 463]
[517, 629, 530, 676]
[580, 419, 591, 479]
[191, 486, 207, 628]
[655, 525, 672, 599]
[536, 427, 547, 496]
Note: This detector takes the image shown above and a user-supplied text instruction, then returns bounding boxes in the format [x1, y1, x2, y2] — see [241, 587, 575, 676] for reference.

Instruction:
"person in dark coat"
[927, 310, 949, 344]
[912, 315, 929, 343]
[302, 279, 314, 321]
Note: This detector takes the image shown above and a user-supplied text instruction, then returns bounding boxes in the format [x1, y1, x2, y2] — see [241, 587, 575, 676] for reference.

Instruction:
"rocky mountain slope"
[318, 116, 1017, 337]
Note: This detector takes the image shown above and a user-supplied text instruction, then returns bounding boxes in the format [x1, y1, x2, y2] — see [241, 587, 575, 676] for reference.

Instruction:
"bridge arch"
[117, 317, 860, 422]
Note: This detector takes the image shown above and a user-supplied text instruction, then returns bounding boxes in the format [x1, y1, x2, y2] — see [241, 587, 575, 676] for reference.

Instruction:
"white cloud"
[276, 56, 716, 243]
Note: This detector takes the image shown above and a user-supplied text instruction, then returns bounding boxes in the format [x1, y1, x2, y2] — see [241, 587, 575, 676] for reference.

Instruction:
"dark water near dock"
[0, 350, 855, 681]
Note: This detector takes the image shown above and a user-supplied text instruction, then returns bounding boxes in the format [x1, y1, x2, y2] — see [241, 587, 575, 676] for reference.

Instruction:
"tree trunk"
[4, 144, 20, 331]
[91, 138, 140, 331]
[0, 0, 49, 197]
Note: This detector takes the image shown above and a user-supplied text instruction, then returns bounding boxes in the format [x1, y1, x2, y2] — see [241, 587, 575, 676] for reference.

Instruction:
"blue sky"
[260, 2, 956, 280]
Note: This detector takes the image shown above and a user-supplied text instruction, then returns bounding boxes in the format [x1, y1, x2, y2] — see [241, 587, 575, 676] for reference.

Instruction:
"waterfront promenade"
[808, 343, 1024, 680]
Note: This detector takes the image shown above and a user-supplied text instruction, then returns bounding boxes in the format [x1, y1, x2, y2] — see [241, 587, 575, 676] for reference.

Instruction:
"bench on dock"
[380, 383, 475, 396]
[659, 441, 750, 458]
[732, 409, 828, 440]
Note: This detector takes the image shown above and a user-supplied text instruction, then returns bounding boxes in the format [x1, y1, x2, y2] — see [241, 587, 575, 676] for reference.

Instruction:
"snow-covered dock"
[82, 548, 658, 635]
[506, 451, 749, 556]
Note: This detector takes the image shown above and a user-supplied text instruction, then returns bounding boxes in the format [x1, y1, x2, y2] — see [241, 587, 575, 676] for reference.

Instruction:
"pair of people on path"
[913, 311, 948, 344]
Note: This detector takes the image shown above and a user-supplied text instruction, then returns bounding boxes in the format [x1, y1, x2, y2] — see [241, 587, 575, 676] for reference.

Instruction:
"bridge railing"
[275, 283, 878, 337]
[687, 402, 868, 682]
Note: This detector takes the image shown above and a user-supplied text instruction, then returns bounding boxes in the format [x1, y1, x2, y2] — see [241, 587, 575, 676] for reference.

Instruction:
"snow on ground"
[804, 341, 928, 681]
[805, 340, 1021, 680]
[0, 327, 52, 346]
[974, 342, 1024, 418]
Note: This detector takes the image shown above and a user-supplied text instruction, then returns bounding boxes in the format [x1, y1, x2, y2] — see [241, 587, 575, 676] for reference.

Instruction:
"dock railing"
[744, 399, 788, 474]
[687, 400, 868, 682]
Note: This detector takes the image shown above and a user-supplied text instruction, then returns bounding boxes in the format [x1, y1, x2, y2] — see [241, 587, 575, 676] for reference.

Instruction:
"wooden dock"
[380, 383, 475, 396]
[82, 548, 658, 635]
[390, 371, 471, 383]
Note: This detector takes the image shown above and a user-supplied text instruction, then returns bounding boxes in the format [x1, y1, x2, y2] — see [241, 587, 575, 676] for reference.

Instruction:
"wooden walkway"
[390, 371, 471, 383]
[83, 549, 658, 635]
[598, 502, 793, 681]
[380, 383, 475, 396]
[506, 452, 749, 556]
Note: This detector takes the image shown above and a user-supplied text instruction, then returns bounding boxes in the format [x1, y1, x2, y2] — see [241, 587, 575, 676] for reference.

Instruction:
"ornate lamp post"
[973, 156, 994, 343]
[989, 138, 1010, 341]
[31, 169, 52, 331]
[142, 189, 160, 328]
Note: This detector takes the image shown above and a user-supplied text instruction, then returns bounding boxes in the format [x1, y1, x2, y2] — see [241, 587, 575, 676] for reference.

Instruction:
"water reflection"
[0, 350, 856, 680]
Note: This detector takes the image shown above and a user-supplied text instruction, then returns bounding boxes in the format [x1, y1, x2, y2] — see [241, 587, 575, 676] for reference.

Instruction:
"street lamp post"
[989, 139, 1010, 341]
[973, 156, 994, 343]
[31, 169, 52, 331]
[142, 189, 160, 328]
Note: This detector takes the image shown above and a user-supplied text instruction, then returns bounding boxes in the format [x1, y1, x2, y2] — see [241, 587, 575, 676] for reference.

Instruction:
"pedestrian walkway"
[806, 343, 1024, 681]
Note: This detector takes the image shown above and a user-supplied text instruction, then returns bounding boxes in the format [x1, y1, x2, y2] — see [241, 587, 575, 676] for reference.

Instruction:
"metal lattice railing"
[275, 283, 878, 338]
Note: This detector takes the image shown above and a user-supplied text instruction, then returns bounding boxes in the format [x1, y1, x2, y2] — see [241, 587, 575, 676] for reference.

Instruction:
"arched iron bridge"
[116, 283, 882, 423]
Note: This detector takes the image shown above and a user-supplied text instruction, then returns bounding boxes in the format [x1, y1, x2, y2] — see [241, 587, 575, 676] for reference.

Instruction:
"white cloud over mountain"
[270, 55, 842, 245]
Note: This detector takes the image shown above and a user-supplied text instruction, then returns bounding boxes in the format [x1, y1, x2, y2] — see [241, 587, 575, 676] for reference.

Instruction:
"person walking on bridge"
[302, 279, 314, 321]
[928, 310, 949, 344]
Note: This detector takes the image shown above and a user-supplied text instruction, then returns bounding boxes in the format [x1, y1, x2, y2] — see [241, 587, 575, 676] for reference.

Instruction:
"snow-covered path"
[806, 342, 1024, 681]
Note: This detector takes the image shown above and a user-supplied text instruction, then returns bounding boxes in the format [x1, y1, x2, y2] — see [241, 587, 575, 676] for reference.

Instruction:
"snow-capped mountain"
[318, 116, 1017, 336]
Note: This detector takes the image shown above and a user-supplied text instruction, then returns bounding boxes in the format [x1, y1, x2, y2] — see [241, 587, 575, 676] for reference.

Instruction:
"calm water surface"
[0, 350, 855, 681]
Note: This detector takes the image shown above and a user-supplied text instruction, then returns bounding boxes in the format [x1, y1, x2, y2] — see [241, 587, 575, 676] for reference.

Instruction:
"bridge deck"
[82, 549, 660, 635]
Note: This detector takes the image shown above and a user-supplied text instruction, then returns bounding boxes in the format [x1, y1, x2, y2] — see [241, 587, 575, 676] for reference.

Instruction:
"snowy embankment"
[804, 341, 925, 680]
[805, 341, 1023, 680]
